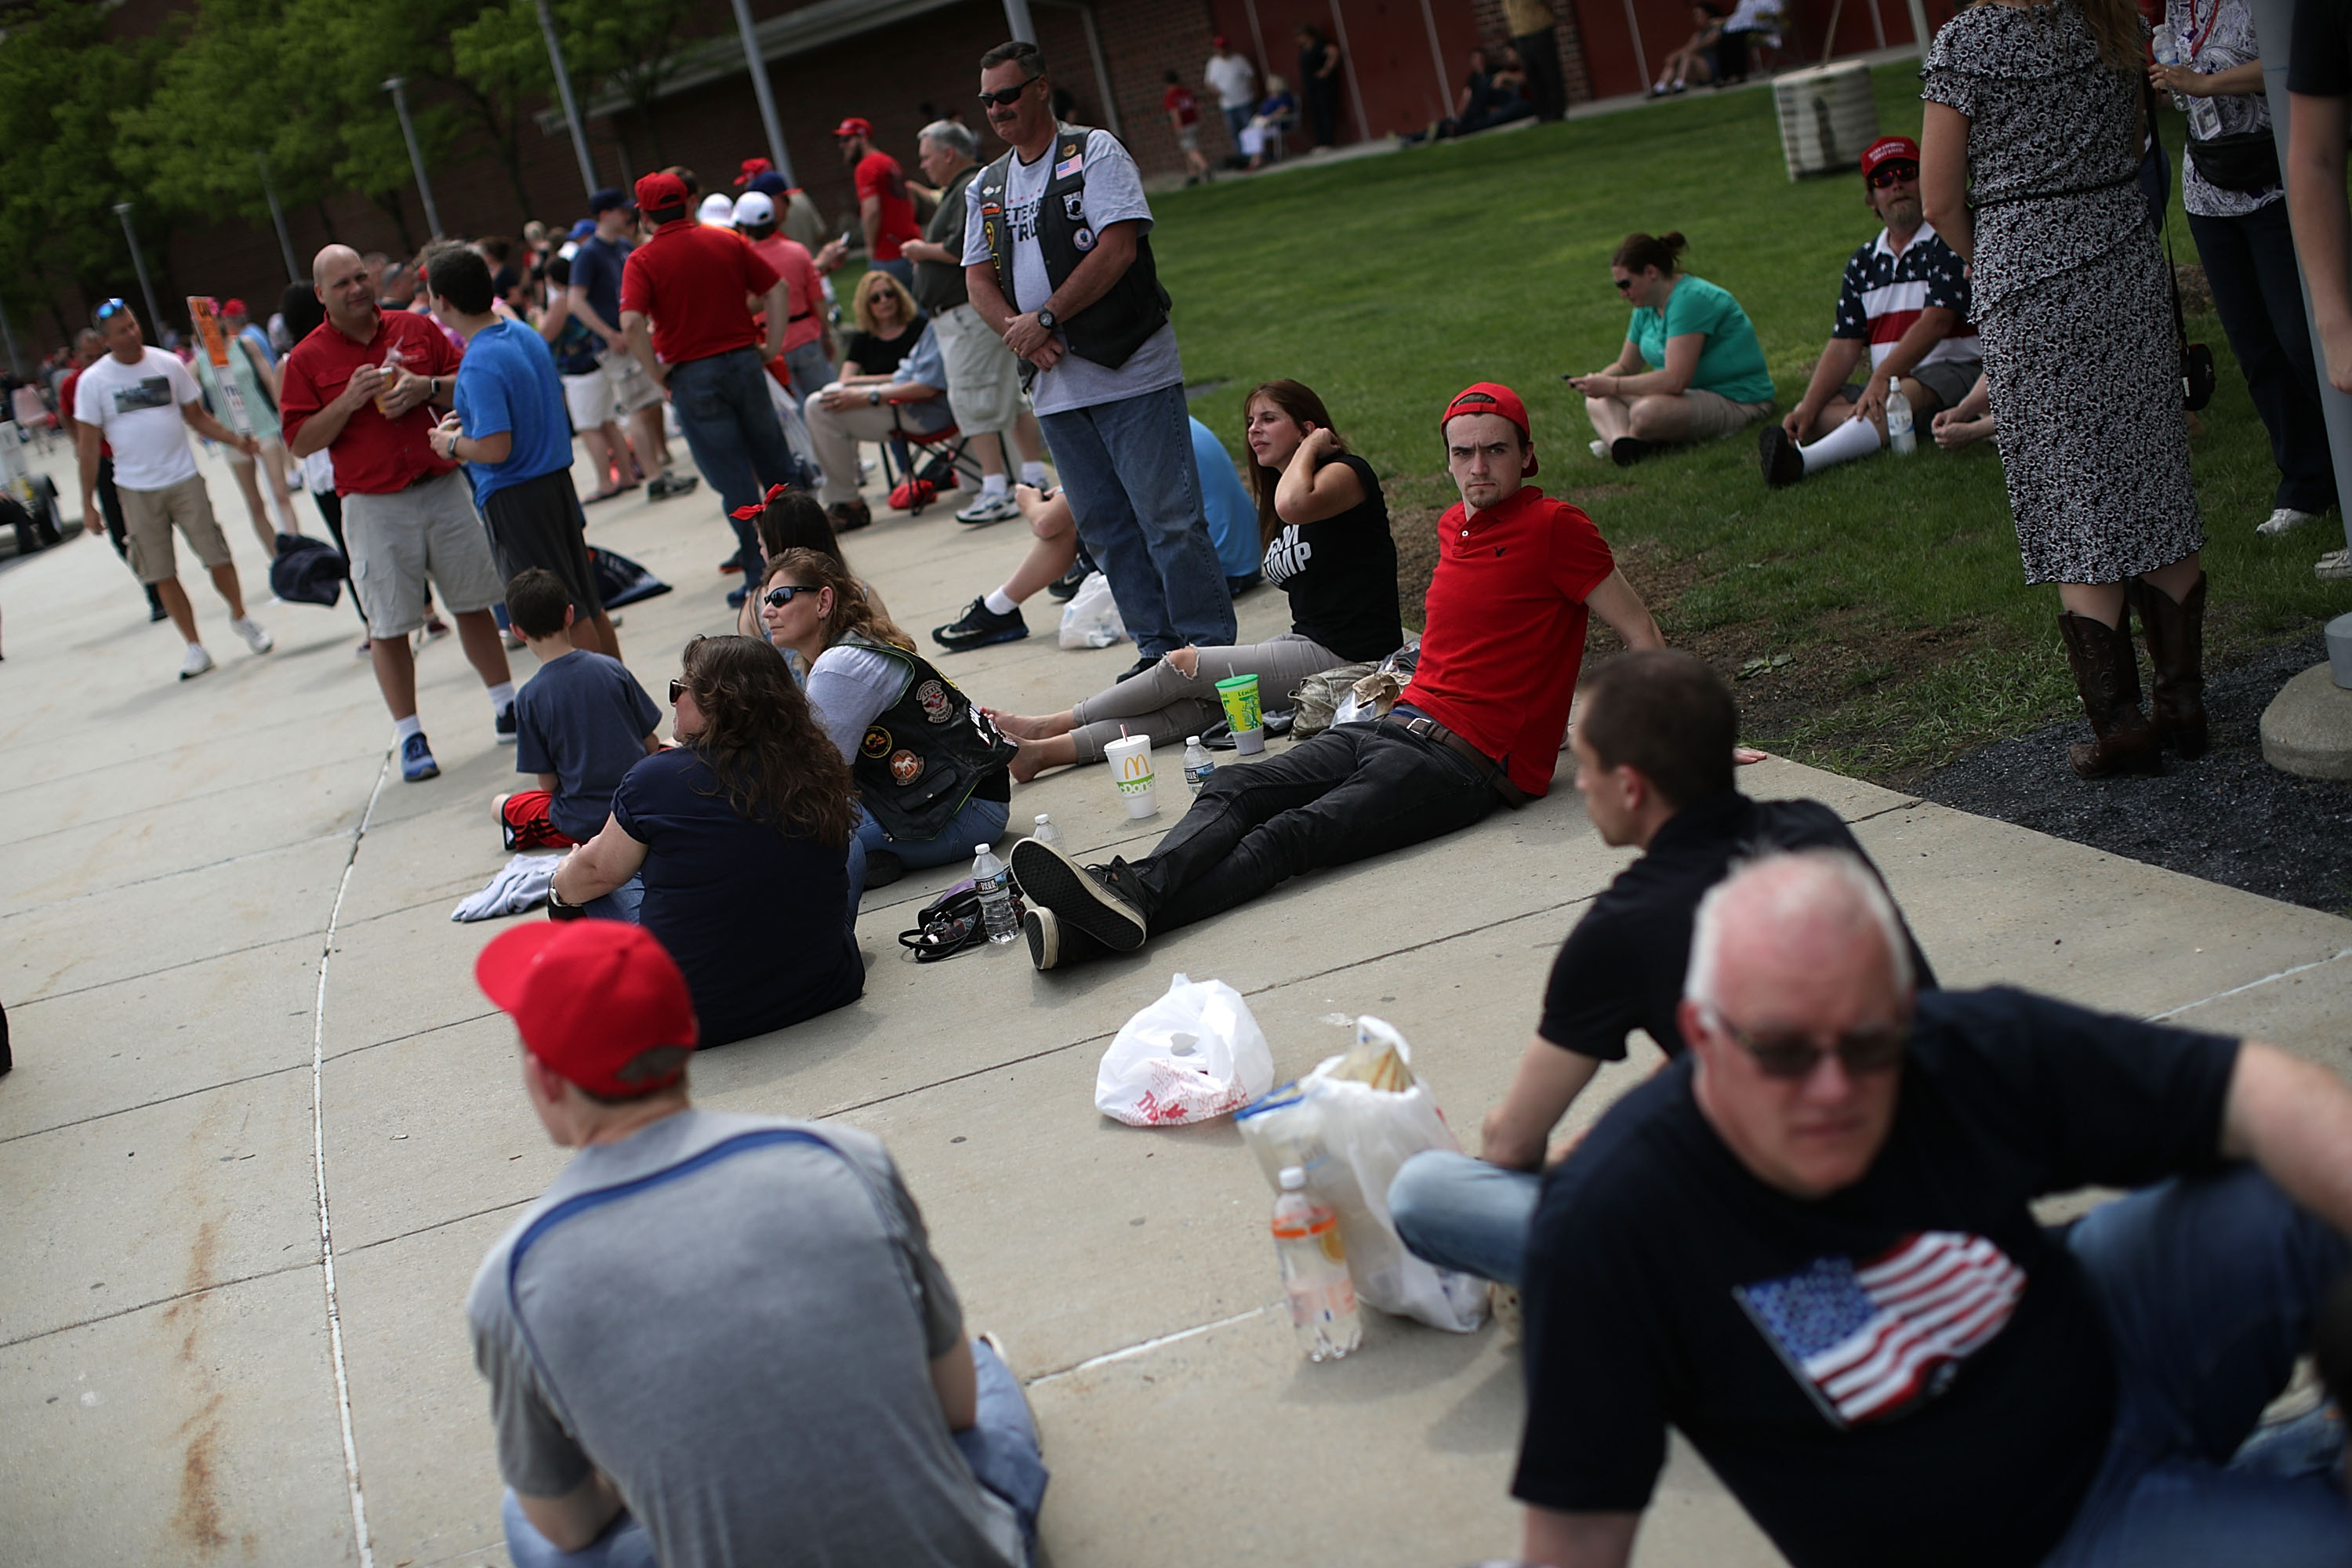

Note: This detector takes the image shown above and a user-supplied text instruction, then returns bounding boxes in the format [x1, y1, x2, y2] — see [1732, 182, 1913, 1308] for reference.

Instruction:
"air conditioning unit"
[1774, 62, 1880, 180]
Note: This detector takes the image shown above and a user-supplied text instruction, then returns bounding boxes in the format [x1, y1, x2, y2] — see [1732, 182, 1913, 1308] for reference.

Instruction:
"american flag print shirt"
[1830, 224, 1981, 372]
[1732, 1229, 2027, 1428]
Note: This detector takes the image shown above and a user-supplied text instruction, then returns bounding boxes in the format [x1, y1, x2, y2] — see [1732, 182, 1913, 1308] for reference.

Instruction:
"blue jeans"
[666, 347, 800, 579]
[1388, 1149, 1540, 1287]
[1222, 103, 1251, 152]
[1039, 384, 1235, 658]
[501, 1338, 1047, 1566]
[582, 875, 643, 924]
[2039, 1167, 2352, 1566]
[855, 797, 1009, 871]
[2187, 201, 2339, 515]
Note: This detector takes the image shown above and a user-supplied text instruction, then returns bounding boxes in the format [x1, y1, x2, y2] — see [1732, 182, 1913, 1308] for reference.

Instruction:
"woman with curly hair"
[983, 379, 1403, 779]
[758, 548, 1016, 886]
[550, 633, 864, 1045]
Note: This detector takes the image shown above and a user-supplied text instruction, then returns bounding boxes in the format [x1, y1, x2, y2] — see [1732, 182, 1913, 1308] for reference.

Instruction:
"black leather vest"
[972, 125, 1171, 371]
[840, 631, 1017, 843]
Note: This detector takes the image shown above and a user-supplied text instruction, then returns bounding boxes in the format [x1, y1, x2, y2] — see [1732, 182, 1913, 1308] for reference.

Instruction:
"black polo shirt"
[1538, 791, 1938, 1060]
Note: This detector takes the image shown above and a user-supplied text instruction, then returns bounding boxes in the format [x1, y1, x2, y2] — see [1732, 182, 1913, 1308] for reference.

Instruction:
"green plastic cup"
[1216, 673, 1265, 754]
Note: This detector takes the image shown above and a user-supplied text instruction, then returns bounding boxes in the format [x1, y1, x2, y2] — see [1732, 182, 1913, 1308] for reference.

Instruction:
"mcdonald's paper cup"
[1105, 735, 1157, 818]
[1215, 673, 1265, 755]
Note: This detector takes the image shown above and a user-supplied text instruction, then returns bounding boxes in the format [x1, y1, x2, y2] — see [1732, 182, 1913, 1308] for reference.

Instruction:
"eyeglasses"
[667, 678, 689, 704]
[1867, 162, 1919, 190]
[1702, 1007, 1907, 1080]
[1613, 277, 1635, 293]
[762, 584, 815, 608]
[93, 298, 129, 324]
[977, 75, 1042, 109]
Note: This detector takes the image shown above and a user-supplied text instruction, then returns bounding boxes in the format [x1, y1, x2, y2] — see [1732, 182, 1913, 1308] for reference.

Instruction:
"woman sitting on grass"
[550, 634, 864, 1047]
[984, 379, 1403, 780]
[1569, 230, 1776, 466]
[759, 548, 1015, 886]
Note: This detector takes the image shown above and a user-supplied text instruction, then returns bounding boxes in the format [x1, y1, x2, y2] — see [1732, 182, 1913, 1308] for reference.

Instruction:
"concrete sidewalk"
[3, 434, 2349, 1567]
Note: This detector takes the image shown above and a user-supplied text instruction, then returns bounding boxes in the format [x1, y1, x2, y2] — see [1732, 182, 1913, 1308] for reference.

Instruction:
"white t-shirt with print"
[1206, 53, 1258, 110]
[73, 348, 201, 491]
[964, 128, 1183, 418]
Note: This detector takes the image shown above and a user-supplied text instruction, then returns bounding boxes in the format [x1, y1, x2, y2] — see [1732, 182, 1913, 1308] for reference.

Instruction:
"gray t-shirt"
[963, 127, 1184, 417]
[467, 1109, 1022, 1568]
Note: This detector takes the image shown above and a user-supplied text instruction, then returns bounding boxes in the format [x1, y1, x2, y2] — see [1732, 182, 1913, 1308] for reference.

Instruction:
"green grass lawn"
[1142, 66, 2352, 781]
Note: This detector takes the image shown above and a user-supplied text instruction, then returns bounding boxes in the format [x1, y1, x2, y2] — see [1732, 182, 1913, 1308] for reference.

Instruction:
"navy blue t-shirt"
[514, 651, 662, 841]
[610, 748, 864, 1047]
[569, 236, 632, 346]
[454, 319, 575, 505]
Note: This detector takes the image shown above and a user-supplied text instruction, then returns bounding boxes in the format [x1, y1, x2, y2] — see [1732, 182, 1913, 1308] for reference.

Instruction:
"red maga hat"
[633, 170, 690, 213]
[222, 298, 249, 317]
[1440, 382, 1538, 476]
[832, 116, 873, 140]
[476, 922, 698, 1098]
[734, 157, 774, 187]
[1860, 135, 1920, 177]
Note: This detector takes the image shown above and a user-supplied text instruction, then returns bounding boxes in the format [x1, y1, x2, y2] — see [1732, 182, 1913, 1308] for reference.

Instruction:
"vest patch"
[1073, 227, 1094, 252]
[1062, 192, 1086, 223]
[888, 748, 924, 785]
[861, 725, 892, 759]
[913, 679, 953, 724]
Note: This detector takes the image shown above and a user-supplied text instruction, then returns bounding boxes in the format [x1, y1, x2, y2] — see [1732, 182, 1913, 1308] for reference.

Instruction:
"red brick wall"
[1470, 0, 1595, 103]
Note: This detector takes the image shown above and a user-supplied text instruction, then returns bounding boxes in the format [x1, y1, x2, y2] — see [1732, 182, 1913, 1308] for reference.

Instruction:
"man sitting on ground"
[1011, 383, 1665, 969]
[496, 569, 660, 881]
[1759, 135, 1980, 488]
[804, 321, 956, 527]
[470, 920, 1048, 1568]
[1514, 850, 2352, 1568]
[1387, 651, 1933, 1288]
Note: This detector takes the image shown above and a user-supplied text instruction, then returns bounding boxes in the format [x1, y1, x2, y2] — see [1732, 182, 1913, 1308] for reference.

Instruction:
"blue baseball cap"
[569, 218, 597, 240]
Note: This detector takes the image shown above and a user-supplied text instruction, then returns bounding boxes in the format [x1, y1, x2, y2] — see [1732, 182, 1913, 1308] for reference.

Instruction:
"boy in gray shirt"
[470, 920, 1047, 1567]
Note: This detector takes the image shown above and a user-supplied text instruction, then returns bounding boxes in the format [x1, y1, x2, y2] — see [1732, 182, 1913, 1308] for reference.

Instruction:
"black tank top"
[1258, 452, 1403, 662]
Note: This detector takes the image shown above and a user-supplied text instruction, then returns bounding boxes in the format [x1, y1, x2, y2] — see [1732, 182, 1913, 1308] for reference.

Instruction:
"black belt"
[787, 309, 814, 322]
[1381, 709, 1526, 808]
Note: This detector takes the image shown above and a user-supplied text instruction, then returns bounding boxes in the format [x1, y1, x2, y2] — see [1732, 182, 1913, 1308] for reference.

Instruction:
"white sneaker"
[2318, 548, 2352, 582]
[953, 491, 1023, 525]
[230, 615, 274, 654]
[1589, 438, 1608, 459]
[2258, 507, 2322, 535]
[179, 642, 215, 681]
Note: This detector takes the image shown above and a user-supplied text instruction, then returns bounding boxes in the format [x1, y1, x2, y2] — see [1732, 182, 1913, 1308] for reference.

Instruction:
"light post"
[535, 0, 601, 199]
[383, 76, 444, 235]
[111, 201, 165, 332]
[725, 0, 795, 184]
[258, 153, 301, 283]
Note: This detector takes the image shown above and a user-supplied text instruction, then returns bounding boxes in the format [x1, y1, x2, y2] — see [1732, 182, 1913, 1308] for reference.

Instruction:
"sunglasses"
[977, 75, 1041, 109]
[1868, 162, 1919, 190]
[667, 678, 689, 704]
[1613, 277, 1635, 293]
[1704, 1008, 1907, 1080]
[762, 584, 816, 608]
[93, 298, 130, 323]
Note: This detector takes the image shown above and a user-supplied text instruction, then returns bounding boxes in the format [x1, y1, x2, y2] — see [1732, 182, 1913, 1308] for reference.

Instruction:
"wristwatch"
[1036, 307, 1058, 331]
[867, 388, 881, 406]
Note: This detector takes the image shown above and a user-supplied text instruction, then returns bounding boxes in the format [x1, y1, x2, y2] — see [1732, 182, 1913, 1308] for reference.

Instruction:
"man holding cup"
[1011, 382, 1666, 970]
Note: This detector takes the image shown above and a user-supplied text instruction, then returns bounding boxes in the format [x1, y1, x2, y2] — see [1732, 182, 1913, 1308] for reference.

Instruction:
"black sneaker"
[1025, 905, 1109, 971]
[1008, 839, 1147, 953]
[1045, 561, 1091, 601]
[720, 556, 744, 574]
[829, 498, 873, 533]
[932, 597, 1029, 652]
[647, 472, 699, 501]
[863, 848, 903, 888]
[1610, 436, 1653, 468]
[1759, 423, 1806, 488]
[1114, 655, 1156, 682]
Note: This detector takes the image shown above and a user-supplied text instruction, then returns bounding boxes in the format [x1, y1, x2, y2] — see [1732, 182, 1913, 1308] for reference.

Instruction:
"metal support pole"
[0, 307, 21, 379]
[1417, 0, 1454, 117]
[536, 0, 600, 200]
[383, 77, 443, 236]
[111, 202, 165, 335]
[1327, 0, 1376, 143]
[1075, 4, 1123, 140]
[728, 0, 795, 186]
[1905, 0, 1933, 54]
[2251, 0, 2352, 557]
[258, 153, 300, 283]
[1003, 0, 1036, 43]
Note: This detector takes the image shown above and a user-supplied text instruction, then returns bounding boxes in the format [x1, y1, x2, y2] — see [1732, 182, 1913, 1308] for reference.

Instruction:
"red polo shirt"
[278, 310, 460, 496]
[854, 150, 922, 260]
[1400, 485, 1617, 799]
[620, 219, 780, 366]
[748, 233, 826, 354]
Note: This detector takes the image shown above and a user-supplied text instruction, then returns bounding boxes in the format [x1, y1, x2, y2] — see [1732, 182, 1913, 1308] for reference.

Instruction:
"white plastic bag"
[1096, 973, 1274, 1127]
[1058, 571, 1127, 649]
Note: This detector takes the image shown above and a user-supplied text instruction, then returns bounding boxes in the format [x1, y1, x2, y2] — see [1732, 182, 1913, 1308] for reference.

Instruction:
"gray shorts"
[342, 469, 505, 637]
[118, 474, 230, 584]
[1840, 358, 1980, 412]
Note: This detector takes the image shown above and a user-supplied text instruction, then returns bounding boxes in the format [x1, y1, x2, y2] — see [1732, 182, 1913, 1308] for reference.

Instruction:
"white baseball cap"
[698, 192, 735, 226]
[732, 191, 775, 226]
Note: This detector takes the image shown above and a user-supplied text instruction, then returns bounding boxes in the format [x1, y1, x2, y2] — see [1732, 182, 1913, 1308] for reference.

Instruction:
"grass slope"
[1145, 67, 2350, 781]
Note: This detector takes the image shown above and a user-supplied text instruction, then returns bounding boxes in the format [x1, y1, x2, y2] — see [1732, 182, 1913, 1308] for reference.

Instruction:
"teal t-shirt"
[1627, 275, 1773, 405]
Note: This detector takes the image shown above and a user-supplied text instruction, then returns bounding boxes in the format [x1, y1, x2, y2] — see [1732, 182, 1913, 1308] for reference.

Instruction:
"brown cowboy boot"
[2056, 611, 2161, 779]
[2127, 575, 2209, 759]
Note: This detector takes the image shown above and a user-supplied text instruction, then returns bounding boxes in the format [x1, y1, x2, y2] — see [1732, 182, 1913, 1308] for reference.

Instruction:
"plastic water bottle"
[1885, 376, 1915, 456]
[1183, 735, 1215, 796]
[1030, 812, 1060, 846]
[971, 844, 1019, 944]
[1271, 1167, 1361, 1361]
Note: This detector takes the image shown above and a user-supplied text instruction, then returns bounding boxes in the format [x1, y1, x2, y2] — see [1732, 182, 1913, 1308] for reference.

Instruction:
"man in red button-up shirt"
[282, 244, 515, 783]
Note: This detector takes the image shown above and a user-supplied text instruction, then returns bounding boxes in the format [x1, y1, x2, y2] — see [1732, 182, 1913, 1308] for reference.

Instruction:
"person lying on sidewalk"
[1008, 381, 1666, 971]
[1759, 135, 1981, 488]
[1386, 650, 1935, 1290]
[470, 920, 1046, 1568]
[495, 570, 662, 895]
[759, 549, 1017, 889]
[1512, 848, 2352, 1568]
[981, 379, 1401, 774]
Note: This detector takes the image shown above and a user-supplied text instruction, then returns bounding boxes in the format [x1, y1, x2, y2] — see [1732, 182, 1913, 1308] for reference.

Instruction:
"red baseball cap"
[833, 117, 873, 140]
[734, 157, 773, 187]
[634, 170, 689, 214]
[1213, 33, 1230, 47]
[222, 298, 249, 317]
[476, 922, 699, 1098]
[1441, 382, 1539, 476]
[1860, 135, 1920, 178]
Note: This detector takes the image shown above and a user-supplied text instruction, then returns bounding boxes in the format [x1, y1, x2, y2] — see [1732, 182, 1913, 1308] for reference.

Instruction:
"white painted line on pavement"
[1029, 1306, 1271, 1386]
[2147, 946, 2352, 1022]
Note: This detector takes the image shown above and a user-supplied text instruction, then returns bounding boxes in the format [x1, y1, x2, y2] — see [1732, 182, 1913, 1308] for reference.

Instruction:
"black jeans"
[1512, 27, 1567, 121]
[2189, 201, 2339, 515]
[1131, 717, 1497, 933]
